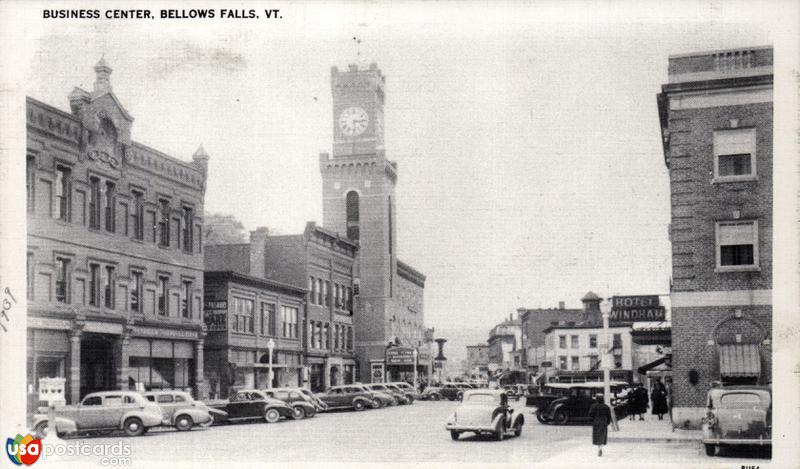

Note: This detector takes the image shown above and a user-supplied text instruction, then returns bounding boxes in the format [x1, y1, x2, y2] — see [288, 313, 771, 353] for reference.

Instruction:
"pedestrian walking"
[651, 378, 669, 420]
[631, 383, 648, 420]
[588, 394, 612, 457]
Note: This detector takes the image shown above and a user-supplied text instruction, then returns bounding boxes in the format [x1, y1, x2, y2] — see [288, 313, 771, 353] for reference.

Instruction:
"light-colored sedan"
[143, 390, 223, 430]
[445, 390, 525, 441]
[33, 391, 165, 438]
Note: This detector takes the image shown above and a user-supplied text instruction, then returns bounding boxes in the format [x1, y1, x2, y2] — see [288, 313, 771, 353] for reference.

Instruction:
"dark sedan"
[206, 389, 294, 424]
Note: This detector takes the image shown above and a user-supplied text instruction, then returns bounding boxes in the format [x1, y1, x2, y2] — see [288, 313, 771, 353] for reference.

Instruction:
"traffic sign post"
[599, 300, 619, 432]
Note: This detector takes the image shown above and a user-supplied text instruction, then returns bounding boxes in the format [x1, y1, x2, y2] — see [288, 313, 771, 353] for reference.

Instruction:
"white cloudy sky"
[14, 1, 784, 356]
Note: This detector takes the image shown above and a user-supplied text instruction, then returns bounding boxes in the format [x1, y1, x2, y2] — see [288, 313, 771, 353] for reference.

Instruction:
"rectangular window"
[559, 356, 567, 370]
[612, 333, 622, 349]
[232, 297, 254, 333]
[89, 177, 100, 228]
[130, 271, 142, 313]
[131, 191, 144, 240]
[104, 266, 115, 308]
[120, 202, 129, 236]
[570, 335, 579, 349]
[315, 322, 322, 349]
[158, 276, 168, 315]
[182, 207, 193, 253]
[104, 181, 116, 232]
[158, 200, 170, 247]
[589, 335, 597, 348]
[316, 279, 323, 305]
[55, 258, 69, 303]
[26, 157, 35, 212]
[333, 325, 339, 350]
[55, 166, 72, 222]
[347, 287, 353, 313]
[309, 276, 316, 305]
[334, 284, 341, 309]
[261, 303, 275, 336]
[558, 335, 566, 349]
[716, 220, 758, 269]
[182, 281, 192, 318]
[347, 327, 353, 351]
[589, 355, 600, 370]
[89, 264, 99, 306]
[571, 356, 580, 371]
[714, 128, 756, 181]
[324, 281, 330, 307]
[281, 305, 298, 339]
[149, 211, 157, 243]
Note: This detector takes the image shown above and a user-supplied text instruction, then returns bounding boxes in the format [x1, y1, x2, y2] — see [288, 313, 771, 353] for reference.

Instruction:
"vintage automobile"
[534, 381, 628, 424]
[365, 383, 410, 405]
[297, 388, 329, 412]
[386, 383, 416, 404]
[351, 384, 397, 408]
[701, 386, 771, 456]
[445, 390, 524, 441]
[205, 389, 294, 424]
[262, 388, 318, 419]
[420, 386, 442, 401]
[440, 383, 471, 401]
[143, 390, 223, 430]
[389, 382, 421, 402]
[32, 391, 165, 438]
[316, 385, 376, 411]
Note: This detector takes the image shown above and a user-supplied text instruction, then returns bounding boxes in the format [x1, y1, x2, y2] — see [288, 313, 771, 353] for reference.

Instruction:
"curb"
[609, 435, 702, 443]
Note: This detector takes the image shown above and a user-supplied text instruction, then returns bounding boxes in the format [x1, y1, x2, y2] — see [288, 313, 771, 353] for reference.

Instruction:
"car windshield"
[372, 385, 386, 391]
[464, 393, 499, 405]
[719, 393, 764, 409]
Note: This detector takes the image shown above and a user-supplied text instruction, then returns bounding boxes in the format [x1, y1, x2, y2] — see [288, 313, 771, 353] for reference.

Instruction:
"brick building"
[518, 292, 601, 371]
[203, 231, 309, 397]
[318, 63, 430, 383]
[657, 46, 773, 427]
[465, 344, 489, 379]
[26, 59, 209, 405]
[487, 315, 522, 370]
[262, 222, 359, 391]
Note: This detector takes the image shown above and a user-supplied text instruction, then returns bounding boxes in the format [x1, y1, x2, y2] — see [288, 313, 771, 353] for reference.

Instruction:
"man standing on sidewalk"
[632, 383, 648, 421]
[589, 394, 612, 457]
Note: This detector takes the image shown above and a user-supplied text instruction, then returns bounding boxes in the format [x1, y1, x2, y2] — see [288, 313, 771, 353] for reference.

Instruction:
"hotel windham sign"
[610, 295, 666, 324]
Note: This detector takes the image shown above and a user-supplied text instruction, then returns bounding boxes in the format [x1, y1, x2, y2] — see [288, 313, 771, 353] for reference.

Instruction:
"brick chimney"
[249, 228, 270, 278]
[558, 301, 565, 310]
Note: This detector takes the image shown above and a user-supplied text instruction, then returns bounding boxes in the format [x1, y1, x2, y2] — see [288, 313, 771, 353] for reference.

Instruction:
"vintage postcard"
[0, 1, 797, 468]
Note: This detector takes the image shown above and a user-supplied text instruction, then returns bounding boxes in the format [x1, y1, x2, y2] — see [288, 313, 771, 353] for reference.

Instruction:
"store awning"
[637, 356, 671, 375]
[719, 344, 761, 377]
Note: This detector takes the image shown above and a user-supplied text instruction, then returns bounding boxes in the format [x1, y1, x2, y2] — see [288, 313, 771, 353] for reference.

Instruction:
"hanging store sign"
[610, 295, 665, 324]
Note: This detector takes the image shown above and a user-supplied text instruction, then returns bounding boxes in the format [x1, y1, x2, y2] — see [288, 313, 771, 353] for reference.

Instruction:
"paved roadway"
[55, 399, 770, 466]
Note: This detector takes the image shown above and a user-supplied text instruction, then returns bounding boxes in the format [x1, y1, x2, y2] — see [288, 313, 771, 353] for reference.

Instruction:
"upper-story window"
[130, 271, 142, 313]
[104, 266, 115, 309]
[612, 333, 622, 349]
[281, 305, 298, 339]
[309, 276, 316, 305]
[181, 281, 192, 318]
[55, 257, 69, 303]
[232, 297, 254, 333]
[104, 181, 116, 232]
[589, 334, 597, 348]
[570, 335, 579, 349]
[89, 263, 100, 306]
[324, 281, 331, 307]
[713, 128, 756, 182]
[89, 177, 101, 229]
[316, 279, 323, 305]
[55, 166, 72, 222]
[716, 220, 759, 270]
[158, 200, 170, 247]
[182, 207, 193, 253]
[158, 276, 169, 315]
[261, 302, 276, 336]
[26, 157, 36, 213]
[131, 191, 144, 240]
[345, 191, 360, 241]
[558, 335, 566, 349]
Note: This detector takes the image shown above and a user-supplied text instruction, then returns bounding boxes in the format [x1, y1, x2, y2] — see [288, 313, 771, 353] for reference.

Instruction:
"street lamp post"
[413, 348, 419, 391]
[599, 299, 619, 431]
[267, 338, 275, 390]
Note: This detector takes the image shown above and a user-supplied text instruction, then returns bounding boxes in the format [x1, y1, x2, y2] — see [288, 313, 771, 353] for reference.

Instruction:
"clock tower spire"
[330, 62, 385, 157]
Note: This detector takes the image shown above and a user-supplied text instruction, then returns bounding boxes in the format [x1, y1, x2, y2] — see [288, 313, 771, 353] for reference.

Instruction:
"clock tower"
[320, 62, 407, 381]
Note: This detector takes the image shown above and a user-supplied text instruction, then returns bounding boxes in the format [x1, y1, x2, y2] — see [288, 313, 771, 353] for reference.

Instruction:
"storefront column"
[323, 361, 331, 390]
[117, 333, 130, 391]
[68, 330, 81, 404]
[195, 337, 206, 398]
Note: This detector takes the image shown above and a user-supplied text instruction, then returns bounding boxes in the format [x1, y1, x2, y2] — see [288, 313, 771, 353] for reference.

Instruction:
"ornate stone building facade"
[26, 59, 209, 406]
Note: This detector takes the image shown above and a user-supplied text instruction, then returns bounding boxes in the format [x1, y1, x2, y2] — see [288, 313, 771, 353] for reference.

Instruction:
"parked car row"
[31, 382, 422, 439]
[422, 382, 487, 401]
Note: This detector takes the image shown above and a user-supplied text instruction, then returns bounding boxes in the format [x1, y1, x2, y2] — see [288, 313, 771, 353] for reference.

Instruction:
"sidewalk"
[607, 415, 702, 443]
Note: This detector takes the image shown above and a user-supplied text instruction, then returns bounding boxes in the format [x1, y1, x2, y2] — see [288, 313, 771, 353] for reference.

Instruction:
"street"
[45, 400, 769, 466]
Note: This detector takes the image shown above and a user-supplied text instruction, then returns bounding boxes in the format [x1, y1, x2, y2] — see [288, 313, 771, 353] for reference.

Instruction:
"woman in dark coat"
[588, 395, 612, 457]
[632, 383, 648, 420]
[651, 379, 669, 420]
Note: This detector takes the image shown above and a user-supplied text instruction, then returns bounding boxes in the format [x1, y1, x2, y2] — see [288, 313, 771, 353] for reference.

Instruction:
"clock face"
[338, 106, 369, 137]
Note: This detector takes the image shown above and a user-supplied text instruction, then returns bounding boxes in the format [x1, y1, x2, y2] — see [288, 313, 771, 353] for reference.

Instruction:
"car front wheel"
[704, 444, 717, 456]
[495, 421, 506, 441]
[450, 431, 460, 440]
[33, 421, 50, 440]
[553, 410, 568, 425]
[407, 396, 414, 404]
[123, 417, 145, 437]
[432, 394, 440, 401]
[175, 415, 194, 431]
[514, 422, 522, 437]
[292, 406, 306, 420]
[536, 412, 549, 424]
[264, 408, 281, 423]
[353, 400, 366, 411]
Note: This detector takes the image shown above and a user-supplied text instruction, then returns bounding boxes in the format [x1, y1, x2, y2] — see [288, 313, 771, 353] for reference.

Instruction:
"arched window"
[346, 191, 360, 241]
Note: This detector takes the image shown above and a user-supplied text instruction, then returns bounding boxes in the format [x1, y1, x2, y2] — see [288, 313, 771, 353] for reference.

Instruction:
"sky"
[17, 0, 779, 361]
